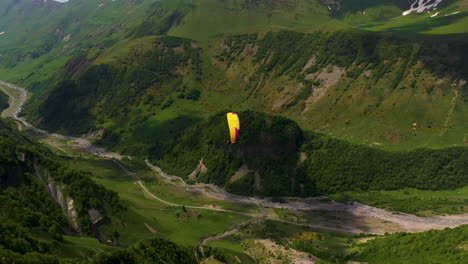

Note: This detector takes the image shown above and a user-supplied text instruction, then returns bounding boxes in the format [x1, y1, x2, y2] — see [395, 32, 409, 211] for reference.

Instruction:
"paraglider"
[226, 112, 240, 143]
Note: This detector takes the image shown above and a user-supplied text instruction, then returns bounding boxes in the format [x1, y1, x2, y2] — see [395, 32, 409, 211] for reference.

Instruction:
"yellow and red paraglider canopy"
[226, 112, 240, 144]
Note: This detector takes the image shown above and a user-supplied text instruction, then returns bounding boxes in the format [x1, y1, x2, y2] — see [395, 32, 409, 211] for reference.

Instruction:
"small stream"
[0, 80, 126, 159]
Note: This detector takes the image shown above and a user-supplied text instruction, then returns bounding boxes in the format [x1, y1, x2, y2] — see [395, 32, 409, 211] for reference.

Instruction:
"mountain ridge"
[0, 0, 468, 263]
[19, 30, 467, 152]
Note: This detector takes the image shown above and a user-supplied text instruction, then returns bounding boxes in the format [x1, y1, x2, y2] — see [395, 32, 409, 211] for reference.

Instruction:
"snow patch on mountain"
[402, 0, 444, 16]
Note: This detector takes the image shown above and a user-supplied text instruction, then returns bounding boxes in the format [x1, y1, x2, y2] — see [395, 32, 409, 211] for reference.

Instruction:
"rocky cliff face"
[33, 159, 80, 230]
[0, 119, 120, 242]
[2, 149, 105, 233]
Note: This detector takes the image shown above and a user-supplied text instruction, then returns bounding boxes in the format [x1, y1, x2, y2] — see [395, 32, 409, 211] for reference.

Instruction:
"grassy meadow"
[68, 158, 250, 247]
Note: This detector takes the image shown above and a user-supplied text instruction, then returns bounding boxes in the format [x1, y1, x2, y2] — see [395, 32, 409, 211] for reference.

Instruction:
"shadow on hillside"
[299, 209, 401, 234]
[387, 12, 467, 34]
[134, 114, 204, 157]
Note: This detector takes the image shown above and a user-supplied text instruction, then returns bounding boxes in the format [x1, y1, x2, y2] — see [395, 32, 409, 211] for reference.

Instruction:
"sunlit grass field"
[69, 158, 250, 247]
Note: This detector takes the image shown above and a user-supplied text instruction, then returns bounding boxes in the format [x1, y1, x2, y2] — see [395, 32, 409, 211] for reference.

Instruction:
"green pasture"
[69, 158, 250, 247]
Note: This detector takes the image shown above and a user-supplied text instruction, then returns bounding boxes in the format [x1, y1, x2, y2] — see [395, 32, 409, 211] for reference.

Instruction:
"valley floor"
[1, 80, 467, 263]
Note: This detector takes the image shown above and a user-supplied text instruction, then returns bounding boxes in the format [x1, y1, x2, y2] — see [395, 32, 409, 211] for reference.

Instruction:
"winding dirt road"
[145, 160, 468, 234]
[1, 80, 467, 236]
[115, 160, 370, 234]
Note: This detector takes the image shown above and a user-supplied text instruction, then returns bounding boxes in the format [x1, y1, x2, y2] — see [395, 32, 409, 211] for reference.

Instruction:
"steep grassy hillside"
[166, 0, 468, 39]
[0, 0, 64, 62]
[155, 111, 467, 196]
[207, 216, 468, 264]
[0, 118, 204, 263]
[287, 224, 468, 263]
[25, 36, 202, 144]
[166, 0, 332, 41]
[156, 111, 304, 196]
[0, 0, 327, 83]
[324, 0, 460, 27]
[22, 30, 468, 152]
[361, 0, 468, 34]
[2, 0, 465, 83]
[0, 0, 181, 83]
[210, 31, 468, 149]
[353, 225, 468, 264]
[1, 0, 466, 152]
[2, 1, 467, 262]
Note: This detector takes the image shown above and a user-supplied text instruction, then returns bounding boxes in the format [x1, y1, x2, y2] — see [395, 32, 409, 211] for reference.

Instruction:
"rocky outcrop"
[188, 159, 208, 181]
[88, 208, 104, 225]
[65, 197, 79, 230]
[0, 119, 109, 237]
[228, 164, 252, 184]
[35, 158, 106, 231]
[296, 152, 307, 168]
[33, 159, 80, 230]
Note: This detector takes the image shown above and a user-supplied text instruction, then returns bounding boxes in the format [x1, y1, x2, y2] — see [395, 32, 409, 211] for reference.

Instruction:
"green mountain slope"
[1, 1, 468, 263]
[360, 0, 468, 34]
[1, 1, 464, 151]
[1, 0, 467, 194]
[286, 224, 468, 264]
[323, 0, 455, 34]
[354, 225, 468, 264]
[1, 0, 466, 81]
[0, 118, 124, 237]
[0, 118, 201, 263]
[155, 111, 467, 197]
[25, 36, 202, 137]
[23, 29, 467, 151]
[166, 0, 332, 41]
[0, 0, 186, 82]
[0, 1, 465, 152]
[211, 31, 468, 148]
